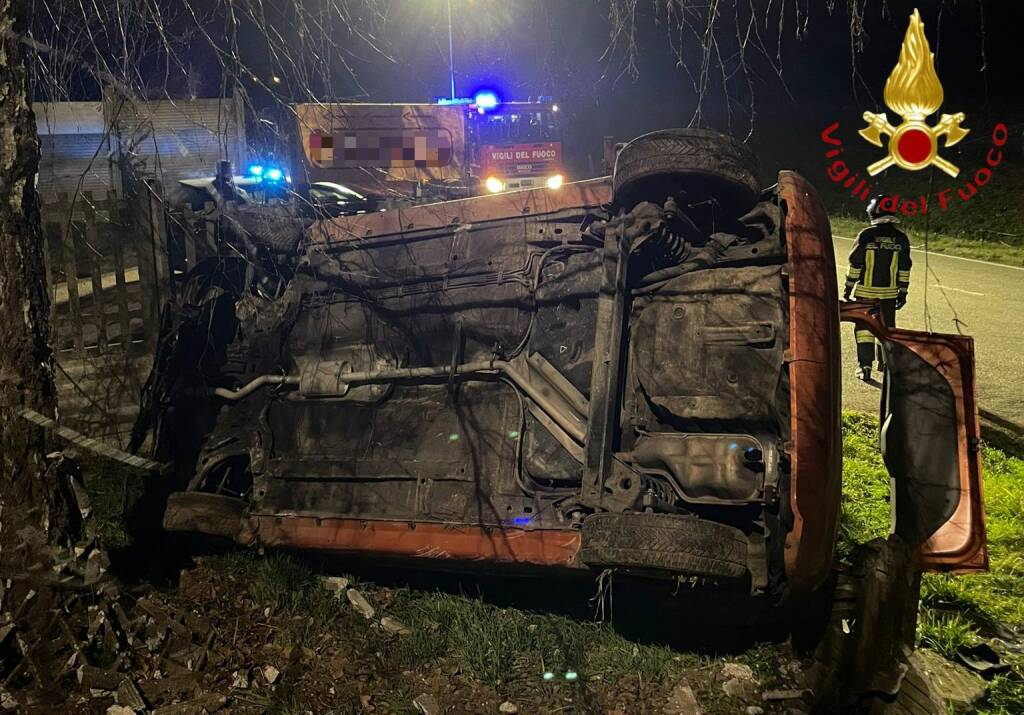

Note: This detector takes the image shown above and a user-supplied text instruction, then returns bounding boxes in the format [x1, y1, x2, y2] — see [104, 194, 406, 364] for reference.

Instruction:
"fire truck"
[290, 92, 563, 201]
[463, 92, 563, 193]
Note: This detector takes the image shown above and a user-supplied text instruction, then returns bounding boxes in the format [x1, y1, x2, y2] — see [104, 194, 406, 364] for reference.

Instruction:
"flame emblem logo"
[859, 9, 968, 177]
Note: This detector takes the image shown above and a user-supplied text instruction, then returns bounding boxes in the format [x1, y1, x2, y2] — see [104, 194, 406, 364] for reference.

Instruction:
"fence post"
[132, 179, 170, 348]
[148, 180, 170, 299]
[83, 191, 108, 352]
[59, 192, 85, 352]
[106, 190, 132, 347]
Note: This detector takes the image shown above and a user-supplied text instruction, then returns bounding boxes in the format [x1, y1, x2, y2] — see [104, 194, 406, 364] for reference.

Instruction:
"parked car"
[177, 172, 380, 217]
[138, 129, 986, 603]
[302, 181, 381, 218]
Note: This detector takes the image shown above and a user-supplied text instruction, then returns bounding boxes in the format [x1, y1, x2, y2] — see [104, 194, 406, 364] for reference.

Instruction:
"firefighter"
[843, 194, 912, 382]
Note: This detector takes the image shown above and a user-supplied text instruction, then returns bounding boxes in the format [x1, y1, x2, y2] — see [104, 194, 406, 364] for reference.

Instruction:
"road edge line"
[832, 235, 1024, 272]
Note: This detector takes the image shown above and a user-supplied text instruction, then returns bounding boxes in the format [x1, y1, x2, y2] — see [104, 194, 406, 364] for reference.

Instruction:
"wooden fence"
[42, 185, 174, 447]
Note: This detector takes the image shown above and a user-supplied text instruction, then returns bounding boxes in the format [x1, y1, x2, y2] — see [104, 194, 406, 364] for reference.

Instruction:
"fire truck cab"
[465, 94, 564, 194]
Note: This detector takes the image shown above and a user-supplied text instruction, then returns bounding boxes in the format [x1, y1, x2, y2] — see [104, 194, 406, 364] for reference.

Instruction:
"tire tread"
[580, 512, 749, 579]
[612, 128, 759, 214]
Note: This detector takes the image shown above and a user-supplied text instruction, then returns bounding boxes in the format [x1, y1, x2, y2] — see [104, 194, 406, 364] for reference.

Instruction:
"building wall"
[113, 94, 248, 186]
[35, 94, 248, 199]
[35, 102, 114, 196]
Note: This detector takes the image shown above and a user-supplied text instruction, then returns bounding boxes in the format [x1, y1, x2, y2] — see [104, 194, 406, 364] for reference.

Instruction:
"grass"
[839, 410, 1024, 714]
[383, 588, 692, 686]
[78, 455, 147, 550]
[917, 610, 980, 660]
[202, 550, 713, 712]
[223, 550, 694, 688]
[78, 408, 1024, 711]
[207, 551, 368, 649]
[837, 411, 893, 556]
[830, 214, 1024, 267]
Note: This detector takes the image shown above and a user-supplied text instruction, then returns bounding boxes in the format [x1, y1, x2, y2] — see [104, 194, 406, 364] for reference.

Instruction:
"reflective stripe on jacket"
[845, 222, 912, 300]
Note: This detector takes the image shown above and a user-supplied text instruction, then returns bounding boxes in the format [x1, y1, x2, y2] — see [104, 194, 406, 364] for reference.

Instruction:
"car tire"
[612, 128, 759, 215]
[163, 491, 247, 542]
[579, 512, 749, 579]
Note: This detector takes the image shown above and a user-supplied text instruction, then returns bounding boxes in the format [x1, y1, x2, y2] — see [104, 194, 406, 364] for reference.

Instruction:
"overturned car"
[137, 129, 987, 601]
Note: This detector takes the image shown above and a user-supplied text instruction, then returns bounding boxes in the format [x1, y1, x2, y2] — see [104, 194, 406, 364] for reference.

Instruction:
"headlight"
[485, 176, 504, 193]
[546, 174, 564, 190]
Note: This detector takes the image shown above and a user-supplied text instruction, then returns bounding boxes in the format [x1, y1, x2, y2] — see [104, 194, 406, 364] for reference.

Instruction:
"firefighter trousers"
[854, 299, 897, 368]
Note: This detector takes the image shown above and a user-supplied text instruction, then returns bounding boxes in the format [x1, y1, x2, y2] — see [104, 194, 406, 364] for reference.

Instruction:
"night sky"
[35, 0, 1024, 179]
[230, 0, 1022, 177]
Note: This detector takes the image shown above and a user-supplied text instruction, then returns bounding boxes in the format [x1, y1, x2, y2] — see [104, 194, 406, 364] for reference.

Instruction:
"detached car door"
[841, 302, 987, 571]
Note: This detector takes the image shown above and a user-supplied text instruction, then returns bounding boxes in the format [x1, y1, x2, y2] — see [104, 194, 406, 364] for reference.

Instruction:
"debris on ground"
[722, 677, 758, 700]
[722, 662, 756, 682]
[955, 642, 1012, 676]
[115, 677, 146, 709]
[106, 705, 136, 715]
[413, 691, 441, 715]
[762, 688, 812, 702]
[346, 587, 376, 619]
[720, 661, 759, 701]
[321, 575, 350, 598]
[262, 664, 280, 684]
[230, 669, 249, 689]
[663, 682, 702, 714]
[911, 648, 988, 713]
[3, 541, 1010, 714]
[379, 615, 412, 635]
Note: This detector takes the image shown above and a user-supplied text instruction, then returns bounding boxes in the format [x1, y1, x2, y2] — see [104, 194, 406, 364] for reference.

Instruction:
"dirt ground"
[1, 548, 819, 715]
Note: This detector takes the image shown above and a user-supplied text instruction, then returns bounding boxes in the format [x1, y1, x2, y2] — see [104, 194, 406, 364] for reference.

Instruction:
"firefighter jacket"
[845, 220, 912, 300]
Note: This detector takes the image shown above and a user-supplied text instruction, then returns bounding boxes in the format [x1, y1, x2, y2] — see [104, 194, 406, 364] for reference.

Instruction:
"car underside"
[136, 129, 986, 603]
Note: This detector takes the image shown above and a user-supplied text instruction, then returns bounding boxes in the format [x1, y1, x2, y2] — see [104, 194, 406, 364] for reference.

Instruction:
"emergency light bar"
[247, 164, 289, 183]
[435, 97, 473, 106]
[473, 91, 499, 112]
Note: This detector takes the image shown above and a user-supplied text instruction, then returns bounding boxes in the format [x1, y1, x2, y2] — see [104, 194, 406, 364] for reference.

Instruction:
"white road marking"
[838, 262, 986, 295]
[929, 284, 985, 296]
[833, 234, 1024, 271]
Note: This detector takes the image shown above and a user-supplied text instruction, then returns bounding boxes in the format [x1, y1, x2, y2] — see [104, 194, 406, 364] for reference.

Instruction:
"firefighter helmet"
[866, 194, 898, 221]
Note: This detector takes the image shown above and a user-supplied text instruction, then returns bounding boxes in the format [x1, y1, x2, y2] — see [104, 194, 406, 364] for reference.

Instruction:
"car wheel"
[612, 128, 760, 216]
[579, 512, 749, 579]
[163, 491, 247, 542]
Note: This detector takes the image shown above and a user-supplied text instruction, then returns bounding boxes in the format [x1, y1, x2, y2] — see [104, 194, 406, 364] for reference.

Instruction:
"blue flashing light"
[473, 90, 499, 112]
[512, 517, 531, 526]
[247, 164, 264, 176]
[265, 168, 283, 182]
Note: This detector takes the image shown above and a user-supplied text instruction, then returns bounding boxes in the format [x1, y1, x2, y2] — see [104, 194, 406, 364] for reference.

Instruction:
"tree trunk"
[0, 0, 69, 566]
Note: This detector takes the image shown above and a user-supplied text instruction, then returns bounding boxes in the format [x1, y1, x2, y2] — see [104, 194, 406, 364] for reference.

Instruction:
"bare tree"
[0, 0, 72, 568]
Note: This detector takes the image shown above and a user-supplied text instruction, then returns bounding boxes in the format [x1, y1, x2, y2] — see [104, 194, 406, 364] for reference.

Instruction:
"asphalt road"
[833, 235, 1024, 426]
